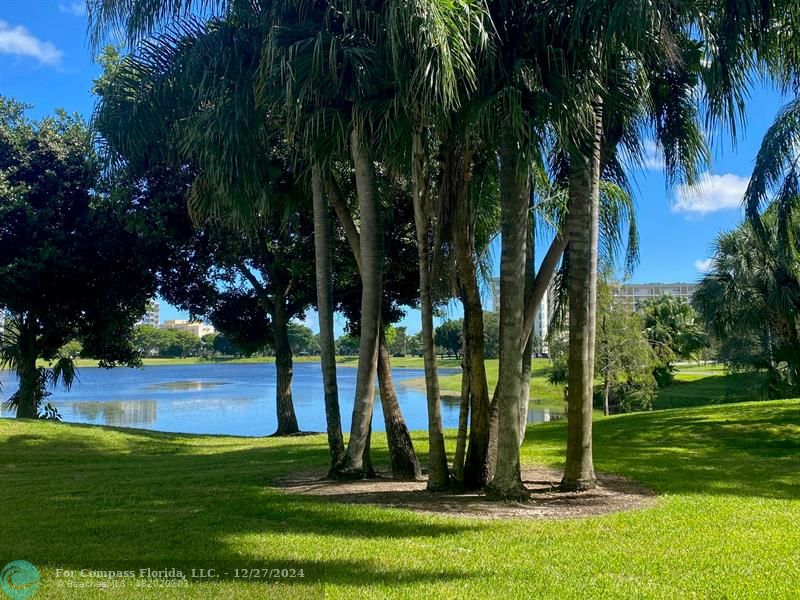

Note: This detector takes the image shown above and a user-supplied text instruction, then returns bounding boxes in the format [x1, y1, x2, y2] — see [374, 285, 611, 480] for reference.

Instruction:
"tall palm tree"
[311, 163, 345, 466]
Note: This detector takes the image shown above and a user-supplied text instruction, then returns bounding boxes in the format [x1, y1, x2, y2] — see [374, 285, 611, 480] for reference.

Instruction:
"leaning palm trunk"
[561, 99, 602, 492]
[311, 163, 345, 466]
[440, 136, 491, 489]
[411, 128, 449, 490]
[377, 329, 422, 479]
[272, 296, 300, 436]
[455, 232, 491, 489]
[335, 125, 384, 477]
[452, 334, 470, 484]
[486, 131, 530, 502]
[518, 221, 535, 443]
[327, 168, 419, 479]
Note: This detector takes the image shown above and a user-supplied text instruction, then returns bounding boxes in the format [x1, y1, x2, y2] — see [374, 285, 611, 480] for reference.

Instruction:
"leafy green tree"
[0, 98, 156, 418]
[482, 312, 500, 360]
[211, 333, 240, 357]
[550, 278, 656, 415]
[435, 320, 463, 358]
[386, 326, 407, 357]
[640, 295, 708, 386]
[406, 332, 423, 357]
[288, 323, 319, 356]
[335, 335, 360, 357]
[60, 341, 84, 360]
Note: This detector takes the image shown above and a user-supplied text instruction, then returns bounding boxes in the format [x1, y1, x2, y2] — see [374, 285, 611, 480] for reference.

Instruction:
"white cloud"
[673, 172, 749, 216]
[642, 141, 665, 170]
[58, 2, 86, 17]
[694, 258, 714, 273]
[0, 21, 62, 65]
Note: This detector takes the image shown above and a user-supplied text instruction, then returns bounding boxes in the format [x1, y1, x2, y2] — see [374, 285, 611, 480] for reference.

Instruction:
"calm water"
[0, 362, 564, 435]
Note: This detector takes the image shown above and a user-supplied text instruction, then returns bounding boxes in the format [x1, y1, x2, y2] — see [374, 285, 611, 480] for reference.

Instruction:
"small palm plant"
[1, 315, 76, 420]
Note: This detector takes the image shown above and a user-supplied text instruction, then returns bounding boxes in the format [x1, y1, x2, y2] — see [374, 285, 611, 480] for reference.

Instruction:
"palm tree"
[1, 314, 76, 419]
[311, 163, 345, 466]
[694, 206, 800, 395]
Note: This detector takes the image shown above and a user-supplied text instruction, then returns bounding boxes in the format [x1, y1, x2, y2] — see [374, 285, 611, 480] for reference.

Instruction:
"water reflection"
[71, 400, 158, 426]
[144, 381, 231, 391]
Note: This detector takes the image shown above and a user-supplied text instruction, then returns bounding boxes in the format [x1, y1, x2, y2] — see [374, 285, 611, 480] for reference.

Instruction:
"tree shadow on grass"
[0, 423, 479, 590]
[524, 400, 800, 500]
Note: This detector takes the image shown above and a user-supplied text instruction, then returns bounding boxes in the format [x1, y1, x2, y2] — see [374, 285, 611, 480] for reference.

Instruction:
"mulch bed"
[275, 467, 657, 520]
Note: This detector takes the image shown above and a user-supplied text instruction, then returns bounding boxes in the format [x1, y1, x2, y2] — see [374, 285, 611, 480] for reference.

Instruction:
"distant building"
[161, 319, 215, 338]
[136, 300, 161, 327]
[612, 282, 698, 310]
[0, 309, 5, 338]
[492, 278, 554, 356]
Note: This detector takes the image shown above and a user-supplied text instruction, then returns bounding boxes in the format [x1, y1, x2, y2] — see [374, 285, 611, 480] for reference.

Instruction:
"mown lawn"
[2, 399, 799, 598]
[434, 358, 565, 402]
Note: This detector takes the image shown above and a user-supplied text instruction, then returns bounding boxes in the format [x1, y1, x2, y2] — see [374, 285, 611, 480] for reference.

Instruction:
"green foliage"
[482, 311, 500, 360]
[640, 295, 708, 386]
[694, 204, 800, 397]
[405, 332, 423, 357]
[386, 326, 407, 356]
[287, 323, 319, 356]
[434, 319, 463, 358]
[335, 335, 360, 357]
[550, 277, 657, 412]
[132, 326, 201, 359]
[59, 341, 83, 360]
[0, 98, 163, 414]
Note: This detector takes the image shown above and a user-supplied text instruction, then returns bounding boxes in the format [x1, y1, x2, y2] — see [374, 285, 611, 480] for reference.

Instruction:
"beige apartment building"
[160, 319, 215, 338]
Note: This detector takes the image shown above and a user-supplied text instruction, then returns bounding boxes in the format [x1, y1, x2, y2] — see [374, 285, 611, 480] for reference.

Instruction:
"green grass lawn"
[428, 358, 565, 403]
[2, 399, 799, 598]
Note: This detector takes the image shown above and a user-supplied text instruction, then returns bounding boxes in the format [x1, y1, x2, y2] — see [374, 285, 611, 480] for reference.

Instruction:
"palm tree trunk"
[15, 325, 39, 419]
[335, 124, 383, 477]
[377, 328, 422, 479]
[411, 128, 449, 490]
[440, 134, 491, 490]
[519, 211, 535, 444]
[452, 336, 470, 485]
[311, 163, 345, 467]
[561, 99, 602, 492]
[457, 253, 491, 490]
[522, 232, 567, 348]
[486, 130, 529, 502]
[272, 297, 300, 436]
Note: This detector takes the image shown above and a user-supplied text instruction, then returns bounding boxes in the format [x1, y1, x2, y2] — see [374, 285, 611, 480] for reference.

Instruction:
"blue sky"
[1, 1, 788, 334]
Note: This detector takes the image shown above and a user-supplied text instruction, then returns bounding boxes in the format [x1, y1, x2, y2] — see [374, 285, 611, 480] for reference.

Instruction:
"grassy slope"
[2, 400, 799, 598]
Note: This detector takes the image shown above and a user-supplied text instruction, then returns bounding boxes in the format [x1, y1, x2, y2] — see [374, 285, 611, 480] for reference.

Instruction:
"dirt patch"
[275, 467, 656, 520]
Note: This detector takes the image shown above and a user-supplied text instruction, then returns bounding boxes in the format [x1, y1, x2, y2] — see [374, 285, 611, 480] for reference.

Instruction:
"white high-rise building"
[492, 278, 554, 355]
[612, 282, 698, 310]
[136, 300, 161, 327]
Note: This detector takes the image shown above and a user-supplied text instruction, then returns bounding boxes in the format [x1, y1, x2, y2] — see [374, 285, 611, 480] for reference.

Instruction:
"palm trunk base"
[485, 479, 530, 502]
[385, 421, 422, 480]
[559, 475, 597, 492]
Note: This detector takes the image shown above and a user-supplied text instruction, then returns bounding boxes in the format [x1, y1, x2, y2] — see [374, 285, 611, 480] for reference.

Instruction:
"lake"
[0, 362, 565, 435]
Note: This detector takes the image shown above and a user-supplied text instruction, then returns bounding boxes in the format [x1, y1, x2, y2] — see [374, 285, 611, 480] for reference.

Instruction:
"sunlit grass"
[2, 398, 799, 598]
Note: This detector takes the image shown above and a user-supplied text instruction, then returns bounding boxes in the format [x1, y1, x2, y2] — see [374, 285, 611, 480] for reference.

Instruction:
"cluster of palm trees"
[88, 0, 796, 500]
